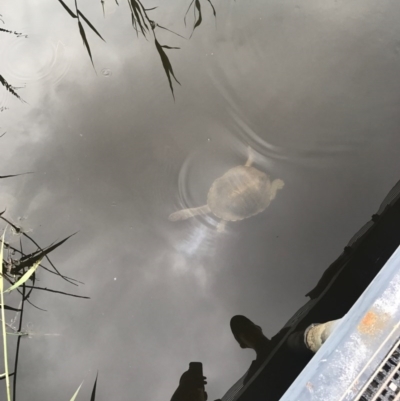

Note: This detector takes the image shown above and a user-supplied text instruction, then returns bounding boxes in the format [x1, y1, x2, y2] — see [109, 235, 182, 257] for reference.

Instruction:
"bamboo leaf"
[129, 0, 147, 36]
[69, 381, 83, 401]
[0, 75, 25, 103]
[192, 0, 203, 35]
[78, 10, 105, 42]
[206, 0, 216, 17]
[57, 0, 77, 18]
[78, 21, 95, 67]
[161, 46, 180, 49]
[154, 39, 181, 99]
[184, 0, 195, 26]
[5, 259, 42, 293]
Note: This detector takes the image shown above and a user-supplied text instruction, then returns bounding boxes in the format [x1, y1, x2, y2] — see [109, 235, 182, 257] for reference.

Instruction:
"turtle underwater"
[168, 147, 285, 232]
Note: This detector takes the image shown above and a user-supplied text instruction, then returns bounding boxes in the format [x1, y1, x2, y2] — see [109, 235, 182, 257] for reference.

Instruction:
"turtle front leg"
[269, 179, 285, 200]
[244, 146, 255, 167]
[168, 205, 211, 221]
[216, 220, 227, 233]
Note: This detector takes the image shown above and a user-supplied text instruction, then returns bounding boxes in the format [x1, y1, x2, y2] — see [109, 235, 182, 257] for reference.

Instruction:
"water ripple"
[1, 36, 70, 89]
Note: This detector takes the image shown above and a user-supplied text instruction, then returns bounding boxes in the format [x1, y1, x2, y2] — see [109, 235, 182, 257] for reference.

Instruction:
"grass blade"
[77, 11, 105, 42]
[69, 382, 83, 401]
[0, 228, 11, 401]
[5, 259, 42, 293]
[90, 372, 98, 401]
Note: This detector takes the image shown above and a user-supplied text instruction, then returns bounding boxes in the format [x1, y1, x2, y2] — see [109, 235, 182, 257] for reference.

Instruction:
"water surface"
[1, 0, 400, 400]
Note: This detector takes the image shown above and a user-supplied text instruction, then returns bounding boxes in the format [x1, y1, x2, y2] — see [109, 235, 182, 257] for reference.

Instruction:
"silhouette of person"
[170, 365, 208, 401]
[170, 315, 336, 401]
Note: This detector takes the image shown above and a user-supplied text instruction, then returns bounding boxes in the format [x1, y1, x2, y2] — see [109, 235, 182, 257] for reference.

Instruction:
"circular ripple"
[1, 35, 70, 88]
[101, 68, 112, 77]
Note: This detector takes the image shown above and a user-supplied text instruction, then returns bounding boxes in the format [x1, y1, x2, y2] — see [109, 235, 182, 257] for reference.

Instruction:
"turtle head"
[269, 179, 285, 201]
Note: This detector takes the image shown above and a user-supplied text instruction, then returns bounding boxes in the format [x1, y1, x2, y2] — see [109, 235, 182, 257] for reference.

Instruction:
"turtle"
[168, 147, 285, 232]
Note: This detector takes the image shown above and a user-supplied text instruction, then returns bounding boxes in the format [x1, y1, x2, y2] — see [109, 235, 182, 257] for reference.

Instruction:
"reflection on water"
[170, 147, 284, 232]
[2, 37, 69, 85]
[0, 35, 70, 107]
[1, 1, 400, 401]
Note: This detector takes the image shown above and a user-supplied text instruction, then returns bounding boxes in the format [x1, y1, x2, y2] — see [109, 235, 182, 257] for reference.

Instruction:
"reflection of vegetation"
[58, 0, 216, 97]
[1, 0, 216, 102]
[0, 15, 27, 106]
[69, 373, 98, 401]
[0, 13, 27, 104]
[0, 174, 93, 399]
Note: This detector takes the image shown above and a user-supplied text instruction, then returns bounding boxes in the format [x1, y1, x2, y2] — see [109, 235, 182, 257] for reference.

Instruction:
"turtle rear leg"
[168, 205, 211, 222]
[216, 220, 227, 233]
[244, 146, 255, 167]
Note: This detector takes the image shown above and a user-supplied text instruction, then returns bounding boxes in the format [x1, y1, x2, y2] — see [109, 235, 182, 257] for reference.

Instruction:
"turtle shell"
[207, 166, 271, 221]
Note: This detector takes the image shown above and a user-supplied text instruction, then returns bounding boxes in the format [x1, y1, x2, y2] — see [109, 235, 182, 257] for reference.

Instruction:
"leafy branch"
[56, 0, 216, 97]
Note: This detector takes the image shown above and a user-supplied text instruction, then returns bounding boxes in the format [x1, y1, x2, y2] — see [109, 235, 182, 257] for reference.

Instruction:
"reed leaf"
[0, 75, 25, 102]
[206, 0, 216, 17]
[0, 228, 11, 401]
[155, 24, 186, 39]
[11, 233, 76, 274]
[78, 11, 105, 42]
[129, 0, 147, 36]
[69, 382, 83, 401]
[90, 373, 98, 401]
[154, 39, 181, 98]
[4, 259, 42, 293]
[184, 0, 195, 26]
[57, 0, 77, 18]
[0, 372, 14, 380]
[185, 0, 216, 35]
[78, 21, 94, 67]
[0, 305, 21, 312]
[0, 172, 32, 179]
[192, 0, 203, 34]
